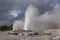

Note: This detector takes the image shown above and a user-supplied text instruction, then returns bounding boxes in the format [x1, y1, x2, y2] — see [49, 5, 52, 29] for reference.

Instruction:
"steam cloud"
[24, 4, 60, 32]
[10, 0, 60, 32]
[13, 20, 24, 31]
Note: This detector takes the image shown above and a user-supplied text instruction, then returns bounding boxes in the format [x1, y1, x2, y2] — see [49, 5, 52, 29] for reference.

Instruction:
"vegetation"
[0, 25, 13, 31]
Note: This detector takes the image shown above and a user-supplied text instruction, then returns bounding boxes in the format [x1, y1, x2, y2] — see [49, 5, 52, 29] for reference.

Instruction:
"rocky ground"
[0, 29, 60, 40]
[0, 31, 41, 40]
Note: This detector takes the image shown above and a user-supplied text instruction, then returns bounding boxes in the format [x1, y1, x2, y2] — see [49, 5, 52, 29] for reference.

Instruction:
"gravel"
[0, 31, 41, 40]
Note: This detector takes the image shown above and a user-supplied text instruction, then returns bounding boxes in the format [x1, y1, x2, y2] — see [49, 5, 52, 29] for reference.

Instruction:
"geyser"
[24, 5, 46, 32]
[24, 4, 60, 32]
[24, 5, 38, 30]
[24, 5, 39, 30]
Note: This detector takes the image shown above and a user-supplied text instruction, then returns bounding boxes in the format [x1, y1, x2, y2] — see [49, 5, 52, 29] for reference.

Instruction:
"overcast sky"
[0, 0, 60, 26]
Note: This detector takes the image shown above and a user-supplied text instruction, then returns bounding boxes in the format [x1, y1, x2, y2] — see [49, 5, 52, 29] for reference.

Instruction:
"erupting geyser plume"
[24, 4, 60, 32]
[24, 5, 40, 31]
[24, 5, 49, 32]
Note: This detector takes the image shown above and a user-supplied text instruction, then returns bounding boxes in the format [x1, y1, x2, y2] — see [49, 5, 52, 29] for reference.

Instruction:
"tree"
[0, 24, 13, 31]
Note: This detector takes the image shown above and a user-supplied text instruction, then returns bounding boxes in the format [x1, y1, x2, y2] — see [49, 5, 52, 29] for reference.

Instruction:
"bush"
[0, 25, 13, 31]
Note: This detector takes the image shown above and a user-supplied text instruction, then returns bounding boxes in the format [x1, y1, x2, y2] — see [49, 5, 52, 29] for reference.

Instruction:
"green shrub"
[0, 25, 13, 31]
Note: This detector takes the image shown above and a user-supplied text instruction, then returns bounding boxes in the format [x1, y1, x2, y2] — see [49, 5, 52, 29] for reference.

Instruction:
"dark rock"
[33, 32, 39, 35]
[8, 31, 19, 35]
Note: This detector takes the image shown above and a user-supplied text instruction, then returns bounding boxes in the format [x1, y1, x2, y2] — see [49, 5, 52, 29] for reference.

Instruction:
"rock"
[18, 32, 39, 36]
[8, 31, 19, 35]
[33, 32, 39, 35]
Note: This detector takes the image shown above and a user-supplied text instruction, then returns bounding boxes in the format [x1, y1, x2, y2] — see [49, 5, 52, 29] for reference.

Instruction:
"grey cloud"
[0, 0, 56, 20]
[25, 0, 57, 15]
[0, 20, 11, 26]
[0, 0, 60, 26]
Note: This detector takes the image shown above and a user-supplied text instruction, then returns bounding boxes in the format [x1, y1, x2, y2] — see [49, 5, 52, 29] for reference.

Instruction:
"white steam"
[24, 4, 60, 32]
[13, 4, 60, 32]
[24, 5, 40, 31]
[13, 20, 24, 31]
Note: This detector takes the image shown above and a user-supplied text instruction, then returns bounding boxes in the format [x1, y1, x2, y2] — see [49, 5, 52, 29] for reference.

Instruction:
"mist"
[13, 20, 24, 31]
[24, 4, 60, 32]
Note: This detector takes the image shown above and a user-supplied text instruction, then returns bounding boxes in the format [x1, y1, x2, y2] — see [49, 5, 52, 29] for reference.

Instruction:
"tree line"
[0, 25, 13, 31]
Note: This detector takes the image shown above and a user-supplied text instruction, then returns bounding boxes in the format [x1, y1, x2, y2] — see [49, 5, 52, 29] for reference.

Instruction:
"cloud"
[0, 0, 60, 26]
[0, 20, 11, 26]
[0, 0, 59, 20]
[5, 10, 22, 19]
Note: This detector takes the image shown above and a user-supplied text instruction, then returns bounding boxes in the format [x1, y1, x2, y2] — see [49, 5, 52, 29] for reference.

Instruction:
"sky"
[0, 0, 60, 26]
